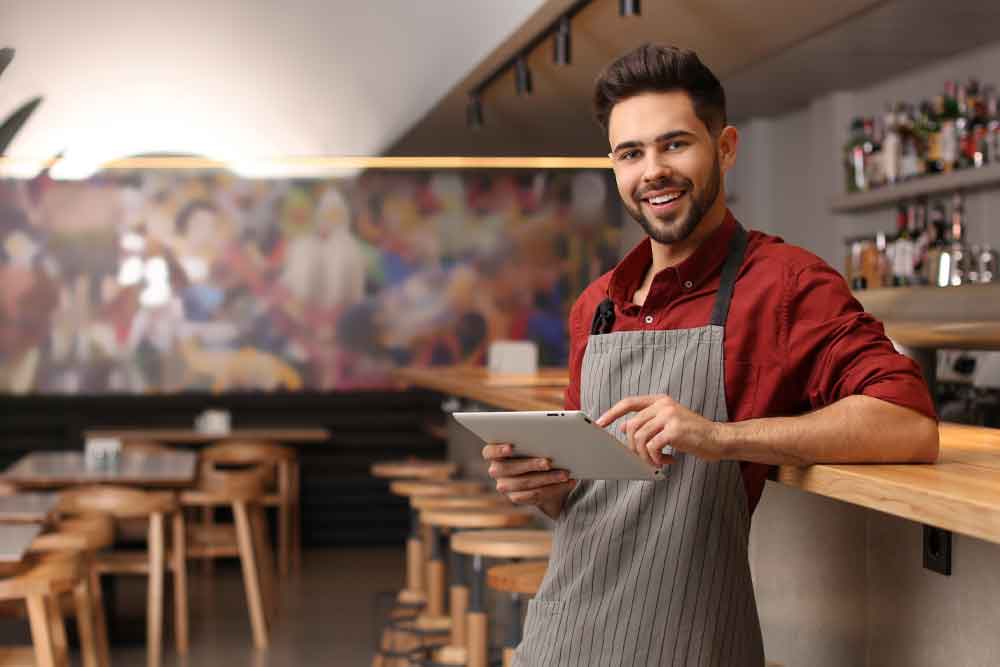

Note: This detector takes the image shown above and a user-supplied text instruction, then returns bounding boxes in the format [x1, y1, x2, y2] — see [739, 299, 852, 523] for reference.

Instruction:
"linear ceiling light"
[554, 16, 571, 66]
[619, 0, 640, 16]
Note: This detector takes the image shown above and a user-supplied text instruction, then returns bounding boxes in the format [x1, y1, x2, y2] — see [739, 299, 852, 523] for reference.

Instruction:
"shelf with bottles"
[833, 79, 1000, 213]
[844, 192, 997, 290]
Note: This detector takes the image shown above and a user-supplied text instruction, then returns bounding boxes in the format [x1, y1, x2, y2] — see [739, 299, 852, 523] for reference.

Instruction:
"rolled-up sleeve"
[785, 262, 937, 420]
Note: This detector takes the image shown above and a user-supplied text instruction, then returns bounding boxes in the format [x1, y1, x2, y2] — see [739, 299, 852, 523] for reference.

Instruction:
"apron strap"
[709, 224, 748, 328]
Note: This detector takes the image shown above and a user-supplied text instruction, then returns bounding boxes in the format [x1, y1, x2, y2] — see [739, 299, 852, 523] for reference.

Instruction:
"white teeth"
[648, 192, 683, 205]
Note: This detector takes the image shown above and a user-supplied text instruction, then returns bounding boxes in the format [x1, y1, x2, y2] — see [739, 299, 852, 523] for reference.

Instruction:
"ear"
[716, 125, 739, 174]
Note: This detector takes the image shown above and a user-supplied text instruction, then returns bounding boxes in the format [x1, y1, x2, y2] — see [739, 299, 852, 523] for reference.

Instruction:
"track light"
[554, 16, 571, 66]
[514, 57, 533, 95]
[619, 0, 640, 16]
[466, 95, 484, 130]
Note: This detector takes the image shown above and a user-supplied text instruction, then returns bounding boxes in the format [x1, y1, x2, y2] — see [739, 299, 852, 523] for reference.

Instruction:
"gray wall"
[735, 37, 1000, 667]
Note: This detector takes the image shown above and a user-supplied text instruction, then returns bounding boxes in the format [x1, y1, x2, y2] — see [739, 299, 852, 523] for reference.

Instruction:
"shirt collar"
[608, 209, 739, 308]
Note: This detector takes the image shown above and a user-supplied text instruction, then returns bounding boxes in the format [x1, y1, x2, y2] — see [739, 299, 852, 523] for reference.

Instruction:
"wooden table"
[396, 366, 568, 410]
[2, 451, 198, 489]
[0, 493, 60, 523]
[0, 524, 42, 563]
[400, 366, 1000, 545]
[82, 428, 330, 444]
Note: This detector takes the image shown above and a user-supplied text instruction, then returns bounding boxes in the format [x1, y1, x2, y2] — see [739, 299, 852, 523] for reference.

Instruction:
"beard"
[624, 155, 722, 245]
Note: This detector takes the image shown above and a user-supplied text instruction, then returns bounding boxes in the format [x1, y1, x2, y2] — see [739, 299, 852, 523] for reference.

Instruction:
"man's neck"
[648, 197, 728, 275]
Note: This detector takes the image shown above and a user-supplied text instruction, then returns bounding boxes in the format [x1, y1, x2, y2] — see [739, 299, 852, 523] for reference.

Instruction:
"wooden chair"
[0, 552, 104, 667]
[28, 514, 116, 667]
[57, 485, 188, 667]
[181, 459, 276, 649]
[199, 440, 300, 576]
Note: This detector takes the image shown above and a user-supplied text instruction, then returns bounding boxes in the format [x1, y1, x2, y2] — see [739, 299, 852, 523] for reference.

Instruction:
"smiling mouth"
[645, 191, 684, 205]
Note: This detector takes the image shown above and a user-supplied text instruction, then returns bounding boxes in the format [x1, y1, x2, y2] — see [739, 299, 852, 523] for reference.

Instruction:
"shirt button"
[684, 280, 694, 289]
[644, 315, 654, 324]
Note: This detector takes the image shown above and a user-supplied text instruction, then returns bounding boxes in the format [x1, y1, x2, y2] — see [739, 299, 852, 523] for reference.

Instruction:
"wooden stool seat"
[371, 460, 457, 481]
[450, 530, 552, 560]
[421, 507, 536, 530]
[30, 516, 115, 554]
[486, 561, 547, 596]
[389, 480, 483, 498]
[410, 495, 510, 512]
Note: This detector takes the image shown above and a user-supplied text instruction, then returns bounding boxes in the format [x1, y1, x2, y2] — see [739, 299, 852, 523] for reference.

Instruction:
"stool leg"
[503, 592, 523, 667]
[405, 507, 424, 597]
[172, 510, 190, 654]
[200, 506, 214, 576]
[449, 546, 468, 648]
[426, 526, 446, 618]
[26, 594, 58, 667]
[292, 461, 302, 571]
[45, 595, 69, 667]
[148, 512, 166, 667]
[234, 500, 269, 648]
[88, 569, 111, 667]
[278, 460, 292, 577]
[467, 554, 488, 667]
[73, 580, 100, 667]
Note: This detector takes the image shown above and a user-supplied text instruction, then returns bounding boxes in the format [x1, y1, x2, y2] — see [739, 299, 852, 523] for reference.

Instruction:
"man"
[483, 44, 938, 667]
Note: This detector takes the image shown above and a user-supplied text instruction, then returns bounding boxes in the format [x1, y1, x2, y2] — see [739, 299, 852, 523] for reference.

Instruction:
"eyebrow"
[611, 130, 697, 154]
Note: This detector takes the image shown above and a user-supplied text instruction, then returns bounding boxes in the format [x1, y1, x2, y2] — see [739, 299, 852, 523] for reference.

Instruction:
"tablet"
[453, 410, 664, 481]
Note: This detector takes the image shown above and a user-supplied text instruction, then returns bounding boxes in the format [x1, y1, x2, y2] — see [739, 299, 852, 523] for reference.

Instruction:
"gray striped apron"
[514, 226, 764, 666]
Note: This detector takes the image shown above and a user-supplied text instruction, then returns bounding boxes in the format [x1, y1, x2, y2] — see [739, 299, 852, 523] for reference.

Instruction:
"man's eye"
[664, 141, 687, 151]
[618, 150, 640, 161]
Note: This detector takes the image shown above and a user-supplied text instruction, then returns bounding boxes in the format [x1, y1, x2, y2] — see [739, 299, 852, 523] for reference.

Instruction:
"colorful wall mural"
[0, 169, 623, 393]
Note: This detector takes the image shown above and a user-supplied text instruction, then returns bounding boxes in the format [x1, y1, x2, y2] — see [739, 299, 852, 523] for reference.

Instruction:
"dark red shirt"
[564, 211, 937, 514]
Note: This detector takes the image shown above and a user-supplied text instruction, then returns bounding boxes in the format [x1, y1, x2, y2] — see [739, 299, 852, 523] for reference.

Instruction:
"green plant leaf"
[0, 96, 42, 156]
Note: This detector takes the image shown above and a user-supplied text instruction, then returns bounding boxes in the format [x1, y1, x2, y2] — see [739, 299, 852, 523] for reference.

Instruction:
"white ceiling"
[0, 0, 545, 177]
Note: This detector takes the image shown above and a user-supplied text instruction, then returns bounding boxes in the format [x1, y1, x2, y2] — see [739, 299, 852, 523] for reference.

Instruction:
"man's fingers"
[596, 395, 657, 427]
[508, 479, 577, 506]
[495, 470, 570, 494]
[482, 443, 513, 461]
[488, 457, 552, 479]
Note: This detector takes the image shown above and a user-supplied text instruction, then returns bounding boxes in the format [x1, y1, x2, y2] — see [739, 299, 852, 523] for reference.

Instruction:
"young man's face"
[608, 90, 733, 245]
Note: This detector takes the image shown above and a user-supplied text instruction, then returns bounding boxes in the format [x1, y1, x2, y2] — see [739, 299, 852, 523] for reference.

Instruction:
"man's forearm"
[716, 395, 939, 466]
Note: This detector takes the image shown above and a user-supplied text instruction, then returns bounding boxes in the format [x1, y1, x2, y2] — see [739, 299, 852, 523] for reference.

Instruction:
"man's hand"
[596, 394, 725, 466]
[482, 443, 577, 519]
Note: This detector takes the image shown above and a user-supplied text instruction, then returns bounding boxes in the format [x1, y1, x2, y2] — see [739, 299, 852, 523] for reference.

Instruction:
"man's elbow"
[909, 416, 940, 463]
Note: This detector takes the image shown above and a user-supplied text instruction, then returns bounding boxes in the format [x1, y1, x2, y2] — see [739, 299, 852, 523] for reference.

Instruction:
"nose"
[640, 148, 672, 184]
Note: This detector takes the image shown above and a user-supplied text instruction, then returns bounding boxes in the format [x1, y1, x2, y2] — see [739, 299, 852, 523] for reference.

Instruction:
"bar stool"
[388, 481, 483, 610]
[371, 460, 458, 482]
[415, 509, 538, 667]
[57, 485, 187, 667]
[486, 561, 547, 667]
[417, 530, 551, 667]
[181, 460, 276, 649]
[0, 552, 100, 667]
[200, 440, 300, 575]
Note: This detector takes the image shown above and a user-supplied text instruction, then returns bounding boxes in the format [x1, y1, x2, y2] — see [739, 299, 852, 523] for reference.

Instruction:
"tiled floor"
[0, 547, 405, 667]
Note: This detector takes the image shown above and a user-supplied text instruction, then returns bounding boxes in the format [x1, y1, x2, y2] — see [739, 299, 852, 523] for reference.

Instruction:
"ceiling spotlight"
[466, 95, 484, 130]
[514, 56, 533, 95]
[554, 16, 571, 66]
[619, 0, 640, 16]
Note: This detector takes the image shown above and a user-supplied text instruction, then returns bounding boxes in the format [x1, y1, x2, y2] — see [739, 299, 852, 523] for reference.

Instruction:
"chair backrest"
[201, 440, 295, 466]
[195, 460, 270, 502]
[57, 485, 177, 519]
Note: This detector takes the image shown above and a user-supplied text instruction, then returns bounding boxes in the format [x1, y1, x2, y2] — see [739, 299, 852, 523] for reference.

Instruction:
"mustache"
[635, 177, 692, 201]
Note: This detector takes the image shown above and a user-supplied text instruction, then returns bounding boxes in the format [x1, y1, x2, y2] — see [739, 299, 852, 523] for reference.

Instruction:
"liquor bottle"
[921, 100, 944, 174]
[882, 105, 902, 185]
[948, 192, 971, 286]
[899, 104, 924, 180]
[913, 197, 930, 283]
[865, 116, 885, 189]
[955, 81, 975, 169]
[939, 83, 960, 172]
[924, 202, 950, 287]
[986, 87, 1000, 165]
[890, 204, 915, 285]
[844, 117, 869, 192]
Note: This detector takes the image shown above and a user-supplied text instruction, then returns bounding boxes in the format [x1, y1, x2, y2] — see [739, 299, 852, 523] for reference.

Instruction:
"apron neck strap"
[709, 223, 748, 328]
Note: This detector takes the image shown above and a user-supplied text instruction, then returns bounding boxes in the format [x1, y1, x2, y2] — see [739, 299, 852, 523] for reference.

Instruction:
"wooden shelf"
[853, 284, 1000, 349]
[831, 161, 1000, 212]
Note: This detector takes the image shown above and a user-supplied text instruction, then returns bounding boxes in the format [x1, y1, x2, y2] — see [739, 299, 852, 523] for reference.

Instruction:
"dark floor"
[0, 547, 406, 667]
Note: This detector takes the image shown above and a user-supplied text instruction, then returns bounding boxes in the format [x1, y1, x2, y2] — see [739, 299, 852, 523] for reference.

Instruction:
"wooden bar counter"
[396, 366, 1000, 545]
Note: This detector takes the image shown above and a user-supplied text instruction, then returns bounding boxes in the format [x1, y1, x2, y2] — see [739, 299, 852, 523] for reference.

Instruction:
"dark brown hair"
[593, 44, 727, 135]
